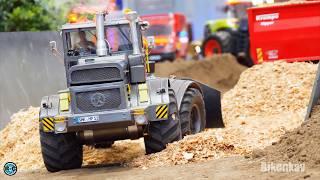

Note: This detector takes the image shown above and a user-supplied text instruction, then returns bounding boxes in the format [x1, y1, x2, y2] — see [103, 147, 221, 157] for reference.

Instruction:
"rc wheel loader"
[39, 11, 223, 172]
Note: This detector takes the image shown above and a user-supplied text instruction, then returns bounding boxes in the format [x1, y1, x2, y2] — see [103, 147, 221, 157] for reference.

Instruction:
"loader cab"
[60, 12, 148, 87]
[62, 23, 143, 69]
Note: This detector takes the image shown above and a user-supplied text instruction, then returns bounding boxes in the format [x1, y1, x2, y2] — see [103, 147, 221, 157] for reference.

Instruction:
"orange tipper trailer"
[141, 13, 190, 61]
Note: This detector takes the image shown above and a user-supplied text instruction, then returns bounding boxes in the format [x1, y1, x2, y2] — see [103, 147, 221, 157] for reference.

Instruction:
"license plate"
[149, 55, 162, 61]
[75, 116, 99, 124]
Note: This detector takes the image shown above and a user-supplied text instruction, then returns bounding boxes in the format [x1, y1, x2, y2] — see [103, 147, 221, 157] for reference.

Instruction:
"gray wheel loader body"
[39, 11, 223, 145]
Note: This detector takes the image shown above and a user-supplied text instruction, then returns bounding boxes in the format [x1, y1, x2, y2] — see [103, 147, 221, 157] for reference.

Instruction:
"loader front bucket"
[198, 82, 224, 128]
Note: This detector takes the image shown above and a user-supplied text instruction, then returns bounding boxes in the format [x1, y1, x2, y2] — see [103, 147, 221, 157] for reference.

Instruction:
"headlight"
[132, 109, 148, 125]
[54, 116, 67, 133]
[55, 122, 67, 132]
[164, 43, 175, 52]
[134, 114, 147, 125]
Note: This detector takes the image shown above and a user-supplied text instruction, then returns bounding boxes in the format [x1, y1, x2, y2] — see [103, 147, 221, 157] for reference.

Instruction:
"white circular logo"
[90, 93, 106, 107]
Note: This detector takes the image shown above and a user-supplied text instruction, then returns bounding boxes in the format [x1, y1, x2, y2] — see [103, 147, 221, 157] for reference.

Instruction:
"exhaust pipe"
[78, 126, 143, 145]
[96, 13, 108, 56]
[125, 11, 141, 55]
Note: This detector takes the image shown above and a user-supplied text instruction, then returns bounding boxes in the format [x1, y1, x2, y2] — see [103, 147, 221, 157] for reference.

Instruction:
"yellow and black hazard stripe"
[127, 84, 131, 101]
[256, 48, 264, 64]
[42, 117, 55, 132]
[156, 105, 168, 119]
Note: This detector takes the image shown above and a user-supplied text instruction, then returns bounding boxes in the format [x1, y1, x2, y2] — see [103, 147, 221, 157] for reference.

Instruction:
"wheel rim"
[190, 105, 201, 133]
[204, 39, 222, 57]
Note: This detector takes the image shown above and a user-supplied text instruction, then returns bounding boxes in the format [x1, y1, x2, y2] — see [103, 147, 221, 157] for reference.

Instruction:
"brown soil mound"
[155, 54, 246, 92]
[253, 105, 320, 168]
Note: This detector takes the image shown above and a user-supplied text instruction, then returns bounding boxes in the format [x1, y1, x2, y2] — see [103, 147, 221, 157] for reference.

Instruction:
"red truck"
[141, 13, 191, 61]
[248, 0, 320, 64]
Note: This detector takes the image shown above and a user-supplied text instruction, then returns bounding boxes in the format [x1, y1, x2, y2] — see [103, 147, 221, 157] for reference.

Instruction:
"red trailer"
[248, 1, 320, 64]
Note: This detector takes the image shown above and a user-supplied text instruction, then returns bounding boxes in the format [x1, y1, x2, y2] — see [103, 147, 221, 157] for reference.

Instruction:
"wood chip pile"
[0, 107, 145, 171]
[131, 61, 318, 168]
[0, 107, 43, 171]
[129, 130, 250, 168]
[222, 61, 317, 125]
[0, 61, 317, 171]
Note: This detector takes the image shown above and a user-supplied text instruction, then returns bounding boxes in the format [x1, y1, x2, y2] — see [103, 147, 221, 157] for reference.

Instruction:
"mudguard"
[39, 95, 60, 119]
[170, 78, 224, 128]
[206, 18, 238, 33]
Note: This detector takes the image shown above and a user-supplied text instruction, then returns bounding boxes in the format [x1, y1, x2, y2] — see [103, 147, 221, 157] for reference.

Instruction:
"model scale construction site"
[0, 0, 320, 179]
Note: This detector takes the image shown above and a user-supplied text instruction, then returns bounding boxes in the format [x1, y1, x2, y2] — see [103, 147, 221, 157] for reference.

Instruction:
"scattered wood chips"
[130, 61, 318, 168]
[0, 61, 318, 171]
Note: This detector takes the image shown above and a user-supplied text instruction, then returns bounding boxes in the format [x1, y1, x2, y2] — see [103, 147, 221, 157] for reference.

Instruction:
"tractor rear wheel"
[40, 131, 83, 172]
[202, 30, 232, 57]
[144, 89, 182, 154]
[180, 88, 206, 136]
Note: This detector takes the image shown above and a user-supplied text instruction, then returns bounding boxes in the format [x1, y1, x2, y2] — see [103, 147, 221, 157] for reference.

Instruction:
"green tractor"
[202, 0, 253, 66]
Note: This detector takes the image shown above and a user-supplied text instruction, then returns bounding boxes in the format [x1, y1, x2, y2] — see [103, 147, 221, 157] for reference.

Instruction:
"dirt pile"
[155, 54, 246, 92]
[254, 105, 320, 168]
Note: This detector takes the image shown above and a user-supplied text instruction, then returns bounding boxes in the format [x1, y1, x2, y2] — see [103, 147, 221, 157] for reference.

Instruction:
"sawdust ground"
[129, 61, 317, 168]
[0, 58, 318, 172]
[253, 105, 320, 168]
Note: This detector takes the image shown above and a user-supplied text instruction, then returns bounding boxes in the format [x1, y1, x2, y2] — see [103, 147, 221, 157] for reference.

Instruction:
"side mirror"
[49, 41, 64, 64]
[49, 41, 57, 53]
[140, 21, 150, 31]
[147, 36, 155, 49]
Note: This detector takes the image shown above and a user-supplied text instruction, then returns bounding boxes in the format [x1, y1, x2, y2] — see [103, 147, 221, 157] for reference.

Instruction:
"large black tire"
[40, 131, 83, 172]
[180, 88, 206, 136]
[202, 30, 233, 57]
[144, 89, 182, 154]
[216, 30, 233, 52]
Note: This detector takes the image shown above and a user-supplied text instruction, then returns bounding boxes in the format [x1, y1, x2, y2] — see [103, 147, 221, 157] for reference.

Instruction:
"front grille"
[71, 67, 121, 84]
[75, 88, 121, 113]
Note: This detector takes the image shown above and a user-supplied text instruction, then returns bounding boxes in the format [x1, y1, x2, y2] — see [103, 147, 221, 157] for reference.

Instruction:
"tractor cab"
[225, 0, 252, 20]
[204, 0, 253, 39]
[202, 0, 275, 66]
